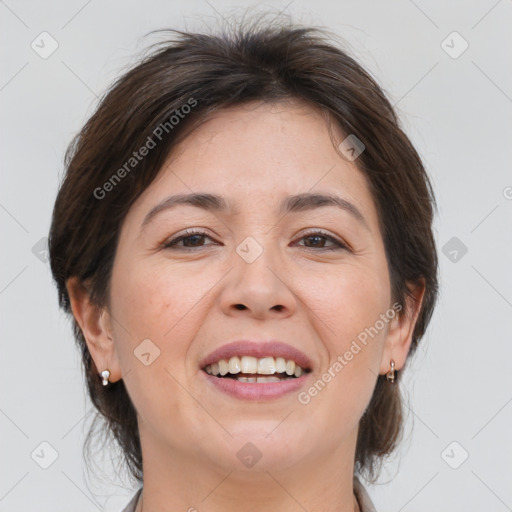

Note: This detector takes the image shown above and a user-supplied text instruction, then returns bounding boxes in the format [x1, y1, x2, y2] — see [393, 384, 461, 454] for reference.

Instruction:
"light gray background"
[1, 1, 511, 511]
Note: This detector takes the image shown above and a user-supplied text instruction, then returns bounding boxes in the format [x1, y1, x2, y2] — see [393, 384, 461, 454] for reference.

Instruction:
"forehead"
[125, 99, 380, 231]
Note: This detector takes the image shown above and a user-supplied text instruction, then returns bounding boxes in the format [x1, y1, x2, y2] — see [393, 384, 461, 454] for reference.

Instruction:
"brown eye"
[162, 230, 217, 249]
[178, 234, 208, 247]
[303, 235, 330, 248]
[295, 231, 347, 251]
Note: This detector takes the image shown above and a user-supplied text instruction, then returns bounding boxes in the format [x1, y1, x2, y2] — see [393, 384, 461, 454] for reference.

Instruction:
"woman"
[49, 15, 438, 512]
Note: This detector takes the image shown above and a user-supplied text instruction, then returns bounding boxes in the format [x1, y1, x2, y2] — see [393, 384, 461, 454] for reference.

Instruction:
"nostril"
[234, 304, 247, 310]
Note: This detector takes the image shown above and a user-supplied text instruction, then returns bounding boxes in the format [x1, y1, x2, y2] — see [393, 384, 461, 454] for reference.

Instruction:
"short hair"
[49, 14, 438, 485]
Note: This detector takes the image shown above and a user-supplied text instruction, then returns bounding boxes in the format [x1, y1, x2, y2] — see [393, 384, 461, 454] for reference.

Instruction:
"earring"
[100, 369, 111, 386]
[386, 360, 396, 383]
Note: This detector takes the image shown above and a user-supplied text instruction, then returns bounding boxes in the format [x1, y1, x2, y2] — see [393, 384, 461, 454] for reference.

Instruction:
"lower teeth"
[236, 375, 292, 383]
[220, 374, 296, 383]
[206, 370, 303, 382]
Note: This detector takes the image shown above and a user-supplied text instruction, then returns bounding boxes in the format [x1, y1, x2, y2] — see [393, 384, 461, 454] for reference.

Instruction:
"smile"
[204, 355, 308, 381]
[200, 340, 313, 400]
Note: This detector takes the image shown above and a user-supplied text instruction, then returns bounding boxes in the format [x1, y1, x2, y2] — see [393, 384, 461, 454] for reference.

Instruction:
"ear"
[379, 278, 426, 375]
[66, 276, 122, 383]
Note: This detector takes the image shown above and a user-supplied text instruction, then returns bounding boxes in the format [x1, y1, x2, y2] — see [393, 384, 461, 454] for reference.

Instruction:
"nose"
[219, 243, 297, 320]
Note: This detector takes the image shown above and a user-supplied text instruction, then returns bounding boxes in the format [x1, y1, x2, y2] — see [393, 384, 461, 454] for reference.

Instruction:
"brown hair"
[49, 14, 438, 485]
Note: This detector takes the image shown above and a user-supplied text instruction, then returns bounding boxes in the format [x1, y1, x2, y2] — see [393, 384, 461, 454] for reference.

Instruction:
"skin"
[68, 99, 425, 512]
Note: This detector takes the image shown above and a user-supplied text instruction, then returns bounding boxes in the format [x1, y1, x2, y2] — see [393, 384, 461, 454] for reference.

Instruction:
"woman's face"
[103, 100, 408, 474]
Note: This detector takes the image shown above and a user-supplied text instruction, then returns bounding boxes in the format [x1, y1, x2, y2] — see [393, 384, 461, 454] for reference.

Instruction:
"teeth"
[228, 356, 241, 374]
[275, 357, 286, 373]
[204, 355, 307, 378]
[218, 359, 229, 376]
[257, 357, 276, 375]
[255, 376, 281, 383]
[241, 356, 258, 374]
[235, 376, 282, 383]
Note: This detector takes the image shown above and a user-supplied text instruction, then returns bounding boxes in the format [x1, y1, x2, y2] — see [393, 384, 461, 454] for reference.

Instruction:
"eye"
[161, 229, 217, 249]
[161, 229, 348, 252]
[294, 230, 348, 251]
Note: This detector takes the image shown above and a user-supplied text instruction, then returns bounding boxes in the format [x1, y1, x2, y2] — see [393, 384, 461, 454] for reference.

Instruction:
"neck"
[135, 481, 361, 512]
[133, 428, 361, 512]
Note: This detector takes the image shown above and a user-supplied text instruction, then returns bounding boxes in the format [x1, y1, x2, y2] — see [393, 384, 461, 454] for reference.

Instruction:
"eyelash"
[161, 228, 348, 252]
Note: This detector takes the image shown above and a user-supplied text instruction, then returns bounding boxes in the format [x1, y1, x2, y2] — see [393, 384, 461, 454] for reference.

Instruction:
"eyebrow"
[141, 192, 369, 230]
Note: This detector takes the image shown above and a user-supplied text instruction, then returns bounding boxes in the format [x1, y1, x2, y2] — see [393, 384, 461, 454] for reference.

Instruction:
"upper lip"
[200, 340, 313, 371]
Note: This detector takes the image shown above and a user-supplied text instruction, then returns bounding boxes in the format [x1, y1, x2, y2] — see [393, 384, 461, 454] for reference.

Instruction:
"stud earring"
[100, 369, 111, 386]
[386, 360, 396, 383]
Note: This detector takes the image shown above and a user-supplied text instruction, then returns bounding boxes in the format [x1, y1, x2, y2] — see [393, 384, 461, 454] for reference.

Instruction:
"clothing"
[353, 475, 378, 512]
[121, 487, 141, 512]
[120, 476, 377, 512]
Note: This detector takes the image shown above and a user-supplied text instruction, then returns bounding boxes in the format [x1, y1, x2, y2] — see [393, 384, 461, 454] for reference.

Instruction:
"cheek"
[108, 259, 223, 392]
[109, 262, 215, 427]
[311, 261, 391, 347]
[111, 259, 215, 338]
[302, 261, 390, 416]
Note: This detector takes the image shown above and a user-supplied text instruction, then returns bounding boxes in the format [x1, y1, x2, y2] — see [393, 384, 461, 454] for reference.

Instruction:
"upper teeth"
[205, 356, 305, 377]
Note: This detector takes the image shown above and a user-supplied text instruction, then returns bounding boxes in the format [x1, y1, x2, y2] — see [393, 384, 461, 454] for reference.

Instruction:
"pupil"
[184, 235, 203, 247]
[306, 236, 323, 247]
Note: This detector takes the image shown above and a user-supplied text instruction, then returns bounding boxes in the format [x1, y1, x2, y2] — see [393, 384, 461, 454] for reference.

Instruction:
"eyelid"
[160, 228, 216, 249]
[294, 228, 349, 251]
[161, 228, 350, 251]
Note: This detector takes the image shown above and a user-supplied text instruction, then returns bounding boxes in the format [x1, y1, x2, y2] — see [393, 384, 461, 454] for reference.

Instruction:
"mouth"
[203, 355, 311, 382]
[199, 341, 313, 400]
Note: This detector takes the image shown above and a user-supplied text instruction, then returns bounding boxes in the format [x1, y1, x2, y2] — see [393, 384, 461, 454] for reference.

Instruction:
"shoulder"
[353, 476, 378, 512]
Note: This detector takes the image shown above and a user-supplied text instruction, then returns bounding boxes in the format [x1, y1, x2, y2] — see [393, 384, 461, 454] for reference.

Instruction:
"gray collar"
[122, 478, 377, 512]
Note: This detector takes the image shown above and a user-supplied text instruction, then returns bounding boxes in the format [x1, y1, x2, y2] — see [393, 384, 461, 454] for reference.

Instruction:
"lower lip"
[201, 371, 311, 400]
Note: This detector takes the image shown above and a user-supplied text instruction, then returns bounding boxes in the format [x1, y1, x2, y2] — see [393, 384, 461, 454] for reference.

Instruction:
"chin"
[206, 425, 313, 473]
